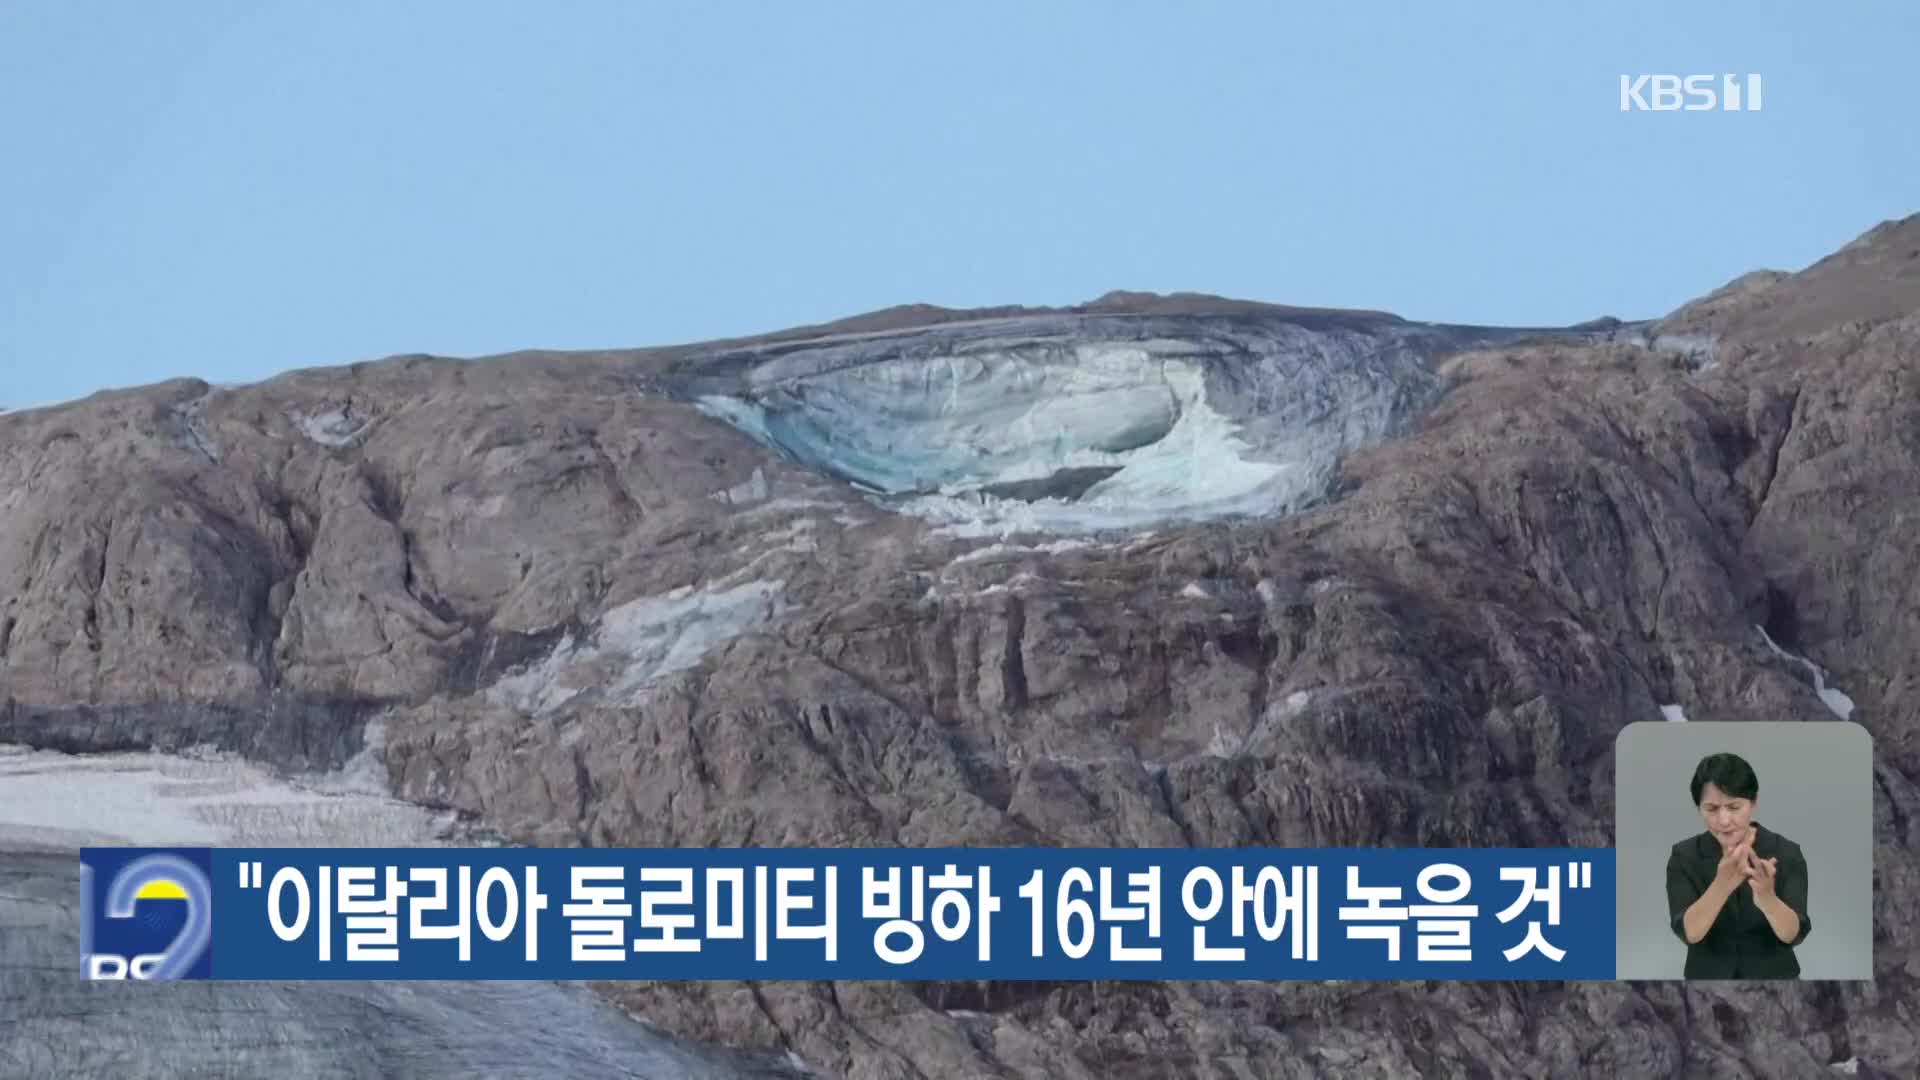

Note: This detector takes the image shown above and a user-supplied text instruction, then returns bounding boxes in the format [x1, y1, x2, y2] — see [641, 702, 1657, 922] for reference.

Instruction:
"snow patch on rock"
[716, 467, 770, 506]
[1660, 704, 1687, 722]
[717, 524, 817, 584]
[951, 539, 1094, 564]
[1755, 625, 1858, 719]
[489, 579, 785, 714]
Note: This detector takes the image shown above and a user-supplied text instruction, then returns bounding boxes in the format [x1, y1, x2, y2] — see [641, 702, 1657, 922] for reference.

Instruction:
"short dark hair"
[1690, 752, 1759, 804]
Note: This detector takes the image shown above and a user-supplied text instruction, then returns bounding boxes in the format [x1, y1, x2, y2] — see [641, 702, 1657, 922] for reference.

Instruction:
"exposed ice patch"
[1181, 582, 1212, 599]
[1832, 1057, 1859, 1075]
[1284, 690, 1313, 713]
[717, 467, 770, 506]
[296, 405, 370, 447]
[1660, 704, 1687, 723]
[1755, 625, 1858, 719]
[489, 579, 785, 714]
[738, 497, 840, 519]
[951, 538, 1094, 564]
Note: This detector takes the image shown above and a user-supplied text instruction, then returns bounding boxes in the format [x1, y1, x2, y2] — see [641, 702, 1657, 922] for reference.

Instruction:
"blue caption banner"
[81, 847, 1617, 981]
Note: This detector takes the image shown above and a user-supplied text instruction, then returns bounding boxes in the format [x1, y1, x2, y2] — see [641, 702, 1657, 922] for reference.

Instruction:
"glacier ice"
[679, 312, 1572, 534]
[692, 338, 1371, 533]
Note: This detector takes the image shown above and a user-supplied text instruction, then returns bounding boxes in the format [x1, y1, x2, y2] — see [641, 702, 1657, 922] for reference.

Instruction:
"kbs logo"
[80, 848, 215, 980]
[1620, 74, 1763, 112]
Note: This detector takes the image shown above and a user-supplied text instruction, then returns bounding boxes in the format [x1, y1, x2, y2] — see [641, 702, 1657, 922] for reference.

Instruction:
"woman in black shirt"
[1664, 752, 1812, 979]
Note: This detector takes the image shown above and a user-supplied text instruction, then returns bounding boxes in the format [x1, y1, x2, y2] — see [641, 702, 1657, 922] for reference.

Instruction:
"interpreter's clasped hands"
[1712, 825, 1777, 899]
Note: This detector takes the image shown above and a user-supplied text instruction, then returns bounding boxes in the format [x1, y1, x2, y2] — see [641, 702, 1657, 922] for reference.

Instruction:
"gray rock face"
[4, 219, 1920, 1077]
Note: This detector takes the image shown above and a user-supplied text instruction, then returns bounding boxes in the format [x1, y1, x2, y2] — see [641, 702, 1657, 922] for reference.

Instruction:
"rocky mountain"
[4, 214, 1919, 1078]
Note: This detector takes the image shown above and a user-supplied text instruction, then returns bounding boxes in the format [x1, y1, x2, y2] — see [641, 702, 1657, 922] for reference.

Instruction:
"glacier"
[675, 310, 1612, 534]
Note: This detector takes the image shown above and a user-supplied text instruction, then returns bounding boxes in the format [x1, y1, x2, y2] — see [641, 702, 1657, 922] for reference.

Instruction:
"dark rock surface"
[4, 216, 1919, 1077]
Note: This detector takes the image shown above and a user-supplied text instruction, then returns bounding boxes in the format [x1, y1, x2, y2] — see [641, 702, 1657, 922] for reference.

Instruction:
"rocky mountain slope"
[4, 215, 1919, 1078]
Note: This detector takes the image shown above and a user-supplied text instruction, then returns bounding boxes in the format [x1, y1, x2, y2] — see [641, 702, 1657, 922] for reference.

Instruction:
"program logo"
[80, 848, 215, 980]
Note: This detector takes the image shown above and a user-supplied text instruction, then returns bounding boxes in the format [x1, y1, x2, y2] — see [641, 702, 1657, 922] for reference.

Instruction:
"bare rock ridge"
[3, 212, 1919, 1077]
[1656, 213, 1920, 346]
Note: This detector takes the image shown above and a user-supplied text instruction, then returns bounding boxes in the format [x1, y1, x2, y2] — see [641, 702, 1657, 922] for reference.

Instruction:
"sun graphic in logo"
[134, 878, 191, 901]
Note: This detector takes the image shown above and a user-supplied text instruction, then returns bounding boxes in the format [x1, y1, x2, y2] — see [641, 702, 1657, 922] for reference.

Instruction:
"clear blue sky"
[4, 2, 1916, 407]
